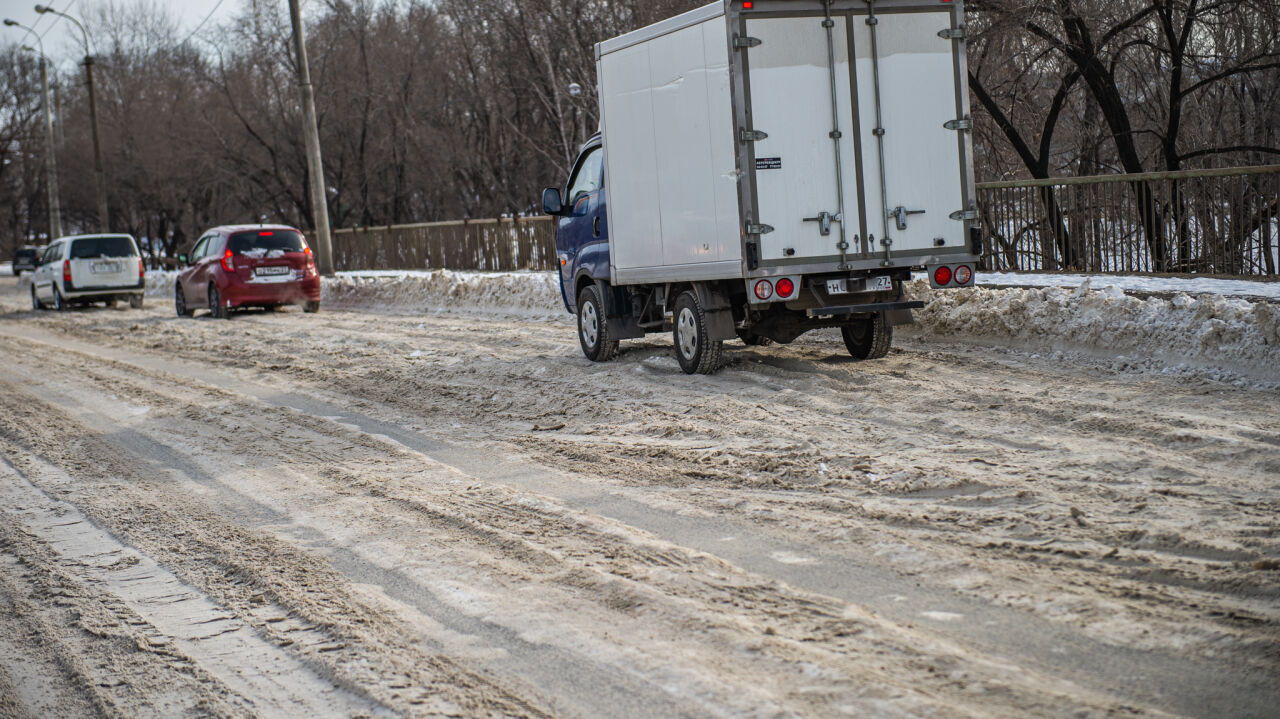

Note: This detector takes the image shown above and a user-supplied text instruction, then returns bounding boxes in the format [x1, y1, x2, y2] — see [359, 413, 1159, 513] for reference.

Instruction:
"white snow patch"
[919, 611, 965, 622]
[324, 269, 563, 318]
[979, 271, 1280, 301]
[906, 279, 1280, 383]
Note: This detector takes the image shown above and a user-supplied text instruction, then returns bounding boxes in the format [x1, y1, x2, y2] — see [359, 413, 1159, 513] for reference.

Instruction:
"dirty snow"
[979, 271, 1280, 301]
[146, 268, 1273, 383]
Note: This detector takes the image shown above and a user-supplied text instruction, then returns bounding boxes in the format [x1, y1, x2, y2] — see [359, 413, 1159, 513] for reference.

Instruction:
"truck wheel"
[53, 286, 68, 311]
[736, 328, 773, 346]
[208, 284, 229, 319]
[673, 290, 723, 375]
[841, 313, 892, 360]
[577, 285, 618, 362]
[129, 294, 143, 309]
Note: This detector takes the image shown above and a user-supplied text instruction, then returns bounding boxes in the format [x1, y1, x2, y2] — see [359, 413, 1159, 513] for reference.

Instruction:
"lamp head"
[34, 6, 52, 14]
[3, 19, 19, 26]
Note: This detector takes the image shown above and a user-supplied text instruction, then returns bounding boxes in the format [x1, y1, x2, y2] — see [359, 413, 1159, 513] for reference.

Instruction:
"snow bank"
[141, 268, 1278, 380]
[0, 262, 11, 274]
[979, 271, 1280, 301]
[907, 279, 1280, 382]
[145, 270, 181, 297]
[324, 270, 563, 318]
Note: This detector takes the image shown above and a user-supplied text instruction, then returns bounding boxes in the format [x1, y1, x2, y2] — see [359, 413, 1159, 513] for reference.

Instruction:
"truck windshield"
[69, 236, 138, 259]
[228, 230, 306, 255]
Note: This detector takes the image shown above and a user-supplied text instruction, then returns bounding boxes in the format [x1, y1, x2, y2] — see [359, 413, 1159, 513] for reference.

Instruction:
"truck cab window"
[566, 147, 603, 205]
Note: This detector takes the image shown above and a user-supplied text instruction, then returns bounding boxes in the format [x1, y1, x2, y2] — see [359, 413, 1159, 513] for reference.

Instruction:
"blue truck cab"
[544, 135, 610, 314]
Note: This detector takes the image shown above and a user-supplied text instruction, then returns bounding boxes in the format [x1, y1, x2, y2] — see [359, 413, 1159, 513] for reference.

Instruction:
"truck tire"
[129, 294, 144, 309]
[673, 290, 723, 374]
[736, 328, 773, 346]
[53, 286, 68, 311]
[577, 285, 618, 362]
[841, 313, 892, 360]
[208, 284, 229, 319]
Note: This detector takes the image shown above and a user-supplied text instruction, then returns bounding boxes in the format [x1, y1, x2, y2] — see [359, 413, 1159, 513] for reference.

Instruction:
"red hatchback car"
[175, 225, 320, 318]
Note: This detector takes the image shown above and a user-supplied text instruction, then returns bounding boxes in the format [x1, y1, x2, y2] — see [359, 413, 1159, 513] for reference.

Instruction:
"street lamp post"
[4, 19, 62, 239]
[34, 4, 109, 233]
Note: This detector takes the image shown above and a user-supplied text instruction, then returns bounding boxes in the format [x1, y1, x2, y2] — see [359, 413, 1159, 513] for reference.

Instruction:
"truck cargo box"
[596, 0, 976, 285]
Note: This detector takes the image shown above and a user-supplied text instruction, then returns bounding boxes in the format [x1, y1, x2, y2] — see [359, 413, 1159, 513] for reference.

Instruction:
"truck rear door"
[741, 1, 971, 269]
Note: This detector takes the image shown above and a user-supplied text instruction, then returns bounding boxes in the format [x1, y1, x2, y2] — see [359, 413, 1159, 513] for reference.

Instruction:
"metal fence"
[976, 165, 1280, 276]
[331, 216, 556, 272]
[332, 167, 1280, 278]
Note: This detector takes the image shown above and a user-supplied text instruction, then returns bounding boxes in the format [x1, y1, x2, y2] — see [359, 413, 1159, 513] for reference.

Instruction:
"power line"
[180, 0, 227, 47]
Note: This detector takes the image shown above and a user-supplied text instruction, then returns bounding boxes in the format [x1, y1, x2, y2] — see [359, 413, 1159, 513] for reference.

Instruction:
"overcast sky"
[1, 0, 240, 62]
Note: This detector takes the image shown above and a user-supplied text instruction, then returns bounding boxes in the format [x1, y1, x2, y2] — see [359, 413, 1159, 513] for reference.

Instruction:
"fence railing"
[976, 165, 1280, 276]
[332, 216, 556, 272]
[331, 167, 1280, 278]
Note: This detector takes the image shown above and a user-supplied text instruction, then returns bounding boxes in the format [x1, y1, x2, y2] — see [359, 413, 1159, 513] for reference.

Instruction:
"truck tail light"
[754, 279, 773, 300]
[138, 257, 145, 280]
[933, 265, 952, 286]
[953, 264, 972, 285]
[62, 259, 72, 284]
[775, 277, 795, 298]
[221, 249, 235, 272]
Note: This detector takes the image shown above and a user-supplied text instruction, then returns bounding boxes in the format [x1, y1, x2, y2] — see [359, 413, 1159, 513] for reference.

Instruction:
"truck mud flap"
[703, 310, 737, 342]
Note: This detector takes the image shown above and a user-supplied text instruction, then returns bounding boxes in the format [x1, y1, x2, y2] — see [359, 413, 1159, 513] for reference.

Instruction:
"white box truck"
[542, 0, 980, 373]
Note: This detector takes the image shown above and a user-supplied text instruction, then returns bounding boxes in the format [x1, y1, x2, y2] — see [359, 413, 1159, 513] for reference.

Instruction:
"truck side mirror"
[542, 187, 564, 216]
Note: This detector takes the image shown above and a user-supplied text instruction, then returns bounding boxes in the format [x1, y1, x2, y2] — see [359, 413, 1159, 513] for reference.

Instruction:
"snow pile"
[907, 279, 1280, 381]
[980, 271, 1280, 301]
[0, 262, 11, 274]
[145, 270, 181, 297]
[323, 270, 563, 318]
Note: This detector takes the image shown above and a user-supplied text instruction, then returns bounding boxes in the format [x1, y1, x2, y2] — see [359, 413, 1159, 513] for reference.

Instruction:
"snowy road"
[0, 272, 1277, 718]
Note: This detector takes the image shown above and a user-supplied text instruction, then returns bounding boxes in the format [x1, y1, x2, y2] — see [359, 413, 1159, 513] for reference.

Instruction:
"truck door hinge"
[938, 26, 967, 40]
[739, 129, 768, 143]
[733, 35, 762, 49]
[746, 223, 774, 236]
[887, 206, 925, 231]
[949, 209, 979, 222]
[944, 117, 972, 131]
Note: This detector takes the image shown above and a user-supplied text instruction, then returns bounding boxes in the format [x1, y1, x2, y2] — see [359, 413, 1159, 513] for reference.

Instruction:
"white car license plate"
[826, 279, 849, 294]
[866, 275, 893, 291]
[256, 265, 291, 276]
[92, 261, 121, 273]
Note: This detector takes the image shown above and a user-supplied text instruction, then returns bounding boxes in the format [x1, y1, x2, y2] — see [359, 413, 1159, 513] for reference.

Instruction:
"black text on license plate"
[256, 266, 290, 276]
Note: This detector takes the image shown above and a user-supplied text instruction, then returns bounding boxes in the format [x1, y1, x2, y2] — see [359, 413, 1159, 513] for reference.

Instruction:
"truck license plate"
[826, 279, 849, 294]
[256, 265, 290, 276]
[92, 262, 121, 273]
[867, 276, 893, 291]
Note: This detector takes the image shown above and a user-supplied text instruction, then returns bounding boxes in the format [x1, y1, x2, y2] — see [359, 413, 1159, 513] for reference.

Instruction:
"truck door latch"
[746, 223, 774, 236]
[739, 129, 768, 143]
[888, 206, 925, 230]
[733, 35, 762, 49]
[802, 211, 841, 236]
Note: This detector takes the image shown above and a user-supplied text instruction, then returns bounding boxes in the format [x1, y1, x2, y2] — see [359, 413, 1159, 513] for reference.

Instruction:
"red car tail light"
[62, 259, 72, 284]
[138, 257, 145, 280]
[775, 277, 795, 298]
[220, 248, 235, 272]
[754, 279, 774, 300]
[953, 264, 972, 285]
[933, 265, 952, 286]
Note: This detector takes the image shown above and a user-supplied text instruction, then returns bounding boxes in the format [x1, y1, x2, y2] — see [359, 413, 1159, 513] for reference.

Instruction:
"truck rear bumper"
[805, 300, 924, 318]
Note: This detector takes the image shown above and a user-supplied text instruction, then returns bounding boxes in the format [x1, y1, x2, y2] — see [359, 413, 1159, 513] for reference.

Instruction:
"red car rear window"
[228, 230, 306, 255]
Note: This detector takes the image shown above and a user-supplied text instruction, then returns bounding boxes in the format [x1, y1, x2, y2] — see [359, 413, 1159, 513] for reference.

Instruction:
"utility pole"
[287, 0, 334, 276]
[35, 5, 108, 232]
[5, 18, 63, 239]
[35, 54, 62, 239]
